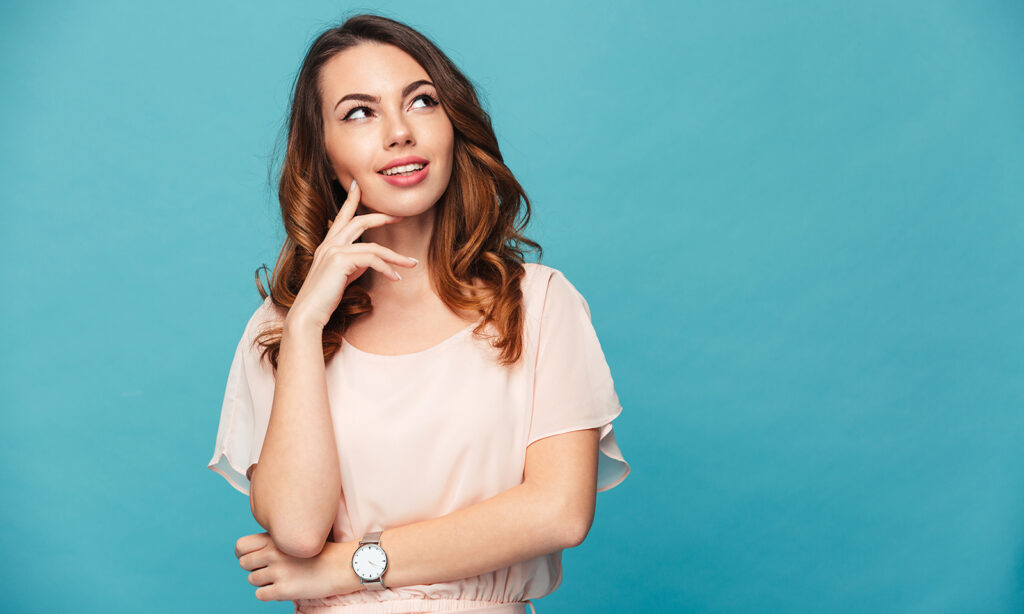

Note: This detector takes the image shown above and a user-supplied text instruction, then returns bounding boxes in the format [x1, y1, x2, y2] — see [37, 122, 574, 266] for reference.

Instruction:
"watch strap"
[360, 530, 383, 545]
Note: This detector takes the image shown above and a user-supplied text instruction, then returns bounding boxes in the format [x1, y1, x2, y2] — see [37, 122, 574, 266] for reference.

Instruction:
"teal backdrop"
[2, 1, 1021, 612]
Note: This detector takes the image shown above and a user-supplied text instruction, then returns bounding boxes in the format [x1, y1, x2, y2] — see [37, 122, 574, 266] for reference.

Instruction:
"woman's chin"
[361, 189, 444, 217]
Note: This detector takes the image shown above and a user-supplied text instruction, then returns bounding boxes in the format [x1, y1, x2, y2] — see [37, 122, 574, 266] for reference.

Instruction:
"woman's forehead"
[321, 43, 429, 98]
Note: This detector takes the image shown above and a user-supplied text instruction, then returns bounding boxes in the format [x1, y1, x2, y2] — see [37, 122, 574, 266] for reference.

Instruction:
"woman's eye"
[412, 93, 440, 109]
[343, 105, 371, 121]
[342, 94, 439, 121]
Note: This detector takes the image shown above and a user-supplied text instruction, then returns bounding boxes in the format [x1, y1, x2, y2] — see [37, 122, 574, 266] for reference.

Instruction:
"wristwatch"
[351, 530, 389, 590]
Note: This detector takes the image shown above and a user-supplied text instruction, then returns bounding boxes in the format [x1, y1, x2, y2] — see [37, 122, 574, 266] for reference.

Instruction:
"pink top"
[208, 262, 630, 613]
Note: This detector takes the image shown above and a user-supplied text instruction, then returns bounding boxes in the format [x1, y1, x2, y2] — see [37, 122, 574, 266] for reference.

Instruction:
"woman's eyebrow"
[334, 79, 434, 111]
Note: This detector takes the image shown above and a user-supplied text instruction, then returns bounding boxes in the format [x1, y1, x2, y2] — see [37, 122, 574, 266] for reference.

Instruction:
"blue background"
[2, 1, 1022, 612]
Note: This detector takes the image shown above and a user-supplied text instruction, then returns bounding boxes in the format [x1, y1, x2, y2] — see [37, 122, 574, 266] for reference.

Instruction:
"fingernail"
[408, 257, 419, 264]
[393, 271, 402, 280]
[350, 179, 357, 191]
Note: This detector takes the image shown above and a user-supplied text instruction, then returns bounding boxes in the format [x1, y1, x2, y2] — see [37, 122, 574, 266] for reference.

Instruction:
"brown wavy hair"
[251, 12, 542, 370]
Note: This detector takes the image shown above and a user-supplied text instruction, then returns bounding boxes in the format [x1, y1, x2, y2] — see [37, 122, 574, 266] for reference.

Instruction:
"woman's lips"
[378, 163, 429, 187]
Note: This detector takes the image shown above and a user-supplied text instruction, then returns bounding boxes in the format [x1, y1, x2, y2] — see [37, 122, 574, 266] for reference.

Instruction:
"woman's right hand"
[287, 179, 420, 331]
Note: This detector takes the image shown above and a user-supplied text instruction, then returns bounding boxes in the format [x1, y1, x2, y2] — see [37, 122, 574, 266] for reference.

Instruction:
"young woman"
[207, 13, 630, 614]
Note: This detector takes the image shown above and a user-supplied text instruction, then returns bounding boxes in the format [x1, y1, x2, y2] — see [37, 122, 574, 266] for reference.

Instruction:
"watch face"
[352, 543, 388, 581]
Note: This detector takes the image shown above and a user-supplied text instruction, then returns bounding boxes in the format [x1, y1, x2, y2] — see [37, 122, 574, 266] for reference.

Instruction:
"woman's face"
[319, 43, 455, 217]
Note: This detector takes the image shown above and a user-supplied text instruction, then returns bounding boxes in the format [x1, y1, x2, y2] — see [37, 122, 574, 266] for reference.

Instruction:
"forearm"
[251, 316, 341, 558]
[323, 481, 580, 595]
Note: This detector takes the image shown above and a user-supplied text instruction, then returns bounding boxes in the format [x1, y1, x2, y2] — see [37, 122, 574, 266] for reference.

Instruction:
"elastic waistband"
[295, 598, 536, 614]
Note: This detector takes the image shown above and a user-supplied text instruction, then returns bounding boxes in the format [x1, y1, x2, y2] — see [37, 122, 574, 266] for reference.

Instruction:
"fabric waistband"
[295, 598, 536, 614]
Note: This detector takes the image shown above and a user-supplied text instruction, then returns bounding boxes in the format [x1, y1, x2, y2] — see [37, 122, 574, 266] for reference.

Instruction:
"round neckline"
[341, 317, 484, 359]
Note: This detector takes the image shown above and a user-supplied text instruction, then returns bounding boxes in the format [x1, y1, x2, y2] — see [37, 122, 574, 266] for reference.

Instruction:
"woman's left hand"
[235, 531, 345, 601]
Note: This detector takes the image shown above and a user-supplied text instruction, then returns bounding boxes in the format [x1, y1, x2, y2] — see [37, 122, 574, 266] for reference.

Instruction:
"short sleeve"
[207, 301, 278, 496]
[527, 269, 631, 492]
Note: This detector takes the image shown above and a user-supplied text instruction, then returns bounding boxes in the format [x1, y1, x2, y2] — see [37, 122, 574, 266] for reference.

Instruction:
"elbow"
[563, 518, 591, 549]
[283, 539, 327, 559]
[263, 509, 333, 558]
[250, 493, 268, 531]
[249, 469, 333, 557]
[554, 498, 594, 549]
[262, 513, 334, 557]
[268, 526, 329, 559]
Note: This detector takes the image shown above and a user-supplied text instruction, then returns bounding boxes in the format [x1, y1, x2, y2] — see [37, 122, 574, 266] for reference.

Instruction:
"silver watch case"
[352, 530, 389, 590]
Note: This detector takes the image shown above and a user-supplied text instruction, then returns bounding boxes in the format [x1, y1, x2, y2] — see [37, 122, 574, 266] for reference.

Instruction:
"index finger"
[234, 532, 272, 558]
[327, 179, 363, 240]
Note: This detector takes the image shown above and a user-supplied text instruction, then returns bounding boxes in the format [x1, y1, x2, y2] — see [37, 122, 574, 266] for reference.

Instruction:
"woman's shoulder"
[241, 295, 288, 344]
[521, 261, 581, 320]
[521, 262, 552, 304]
[522, 261, 562, 287]
[521, 261, 578, 299]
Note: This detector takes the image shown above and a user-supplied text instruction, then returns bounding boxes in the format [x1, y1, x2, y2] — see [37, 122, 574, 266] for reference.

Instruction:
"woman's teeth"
[381, 163, 425, 176]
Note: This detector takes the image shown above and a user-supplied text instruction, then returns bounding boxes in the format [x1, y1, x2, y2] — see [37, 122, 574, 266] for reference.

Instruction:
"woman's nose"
[384, 115, 415, 148]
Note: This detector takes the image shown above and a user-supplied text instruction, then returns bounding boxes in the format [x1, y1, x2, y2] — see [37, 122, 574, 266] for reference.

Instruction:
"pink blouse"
[208, 262, 630, 613]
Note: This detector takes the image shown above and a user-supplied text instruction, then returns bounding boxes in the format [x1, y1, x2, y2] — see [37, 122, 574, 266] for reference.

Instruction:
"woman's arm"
[320, 428, 601, 594]
[250, 316, 342, 558]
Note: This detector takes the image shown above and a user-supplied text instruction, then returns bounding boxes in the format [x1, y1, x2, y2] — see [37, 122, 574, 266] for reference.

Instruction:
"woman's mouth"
[378, 162, 429, 187]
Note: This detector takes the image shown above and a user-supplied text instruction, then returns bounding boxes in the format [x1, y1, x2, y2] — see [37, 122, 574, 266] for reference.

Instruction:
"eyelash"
[341, 93, 440, 121]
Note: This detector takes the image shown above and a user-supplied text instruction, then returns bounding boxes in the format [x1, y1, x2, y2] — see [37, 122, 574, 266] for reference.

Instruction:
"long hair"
[252, 13, 542, 370]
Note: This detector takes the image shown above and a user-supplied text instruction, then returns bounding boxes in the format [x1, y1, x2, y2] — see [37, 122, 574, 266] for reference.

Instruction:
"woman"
[207, 13, 630, 614]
